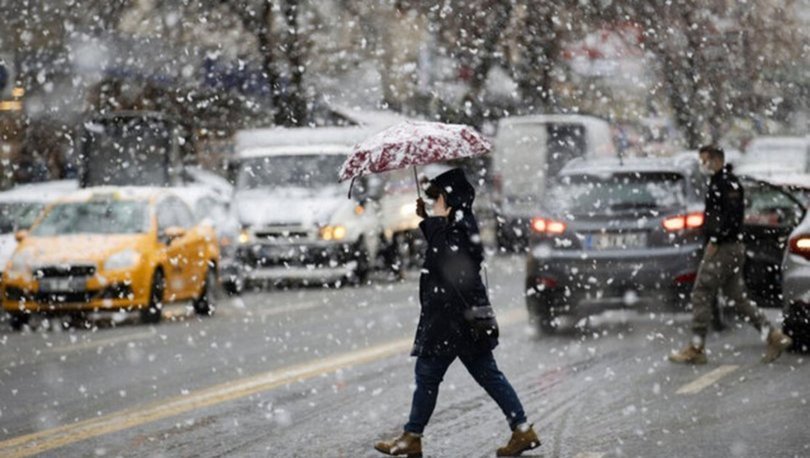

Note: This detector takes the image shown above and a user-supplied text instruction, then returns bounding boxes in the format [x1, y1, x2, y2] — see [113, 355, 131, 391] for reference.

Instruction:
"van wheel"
[193, 268, 216, 316]
[9, 313, 30, 331]
[140, 270, 165, 324]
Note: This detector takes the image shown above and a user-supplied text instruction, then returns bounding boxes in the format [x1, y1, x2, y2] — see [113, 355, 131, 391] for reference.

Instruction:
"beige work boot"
[374, 431, 422, 457]
[496, 424, 541, 456]
[762, 328, 792, 363]
[668, 344, 708, 365]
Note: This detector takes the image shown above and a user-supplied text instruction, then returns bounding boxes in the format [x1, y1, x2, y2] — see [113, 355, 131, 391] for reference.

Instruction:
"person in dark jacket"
[374, 168, 540, 457]
[669, 145, 792, 364]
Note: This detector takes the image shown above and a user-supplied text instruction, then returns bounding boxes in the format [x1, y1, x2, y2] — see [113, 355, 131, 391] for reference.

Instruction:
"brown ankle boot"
[668, 344, 707, 364]
[763, 328, 792, 363]
[374, 431, 422, 457]
[497, 424, 541, 456]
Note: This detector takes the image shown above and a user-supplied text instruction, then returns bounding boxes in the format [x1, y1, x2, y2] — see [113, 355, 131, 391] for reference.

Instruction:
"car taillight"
[530, 217, 567, 235]
[662, 212, 705, 232]
[789, 234, 810, 260]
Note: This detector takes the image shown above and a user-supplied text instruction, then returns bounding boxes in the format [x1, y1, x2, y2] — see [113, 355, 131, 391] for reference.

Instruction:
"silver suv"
[525, 156, 805, 333]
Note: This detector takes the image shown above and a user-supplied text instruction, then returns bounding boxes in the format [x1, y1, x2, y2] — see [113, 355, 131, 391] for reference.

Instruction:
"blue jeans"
[404, 351, 527, 434]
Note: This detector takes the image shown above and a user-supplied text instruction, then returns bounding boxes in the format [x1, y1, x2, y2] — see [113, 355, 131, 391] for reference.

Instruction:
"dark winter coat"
[704, 164, 745, 245]
[411, 168, 497, 357]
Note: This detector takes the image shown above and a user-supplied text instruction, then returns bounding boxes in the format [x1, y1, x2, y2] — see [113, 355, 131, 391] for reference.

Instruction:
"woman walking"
[374, 168, 540, 457]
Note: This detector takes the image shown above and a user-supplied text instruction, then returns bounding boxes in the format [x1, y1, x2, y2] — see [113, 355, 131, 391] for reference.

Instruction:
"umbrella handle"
[413, 166, 421, 199]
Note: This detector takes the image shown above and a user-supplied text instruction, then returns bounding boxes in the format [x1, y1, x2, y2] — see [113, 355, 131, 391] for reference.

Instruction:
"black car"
[525, 155, 805, 333]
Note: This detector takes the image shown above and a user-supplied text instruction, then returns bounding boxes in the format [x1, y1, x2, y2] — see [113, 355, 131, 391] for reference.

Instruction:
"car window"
[744, 182, 805, 228]
[194, 197, 227, 224]
[548, 172, 686, 214]
[169, 197, 195, 229]
[156, 200, 176, 232]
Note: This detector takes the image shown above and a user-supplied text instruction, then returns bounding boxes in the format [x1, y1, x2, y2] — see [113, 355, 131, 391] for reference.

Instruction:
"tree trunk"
[278, 0, 307, 126]
[460, 0, 512, 128]
[515, 2, 558, 114]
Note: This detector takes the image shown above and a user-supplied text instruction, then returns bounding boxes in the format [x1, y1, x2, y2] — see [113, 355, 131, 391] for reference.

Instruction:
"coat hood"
[426, 168, 475, 211]
[427, 168, 484, 265]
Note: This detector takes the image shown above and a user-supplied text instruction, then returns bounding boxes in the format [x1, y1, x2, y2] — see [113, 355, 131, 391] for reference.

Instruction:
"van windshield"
[236, 154, 347, 192]
[548, 172, 686, 215]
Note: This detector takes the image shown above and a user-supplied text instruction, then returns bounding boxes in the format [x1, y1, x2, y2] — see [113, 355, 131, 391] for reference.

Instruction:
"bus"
[77, 111, 195, 188]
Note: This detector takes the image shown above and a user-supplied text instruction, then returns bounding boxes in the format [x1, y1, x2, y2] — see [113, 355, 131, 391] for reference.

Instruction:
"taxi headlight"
[7, 252, 32, 275]
[104, 249, 140, 271]
[238, 229, 251, 244]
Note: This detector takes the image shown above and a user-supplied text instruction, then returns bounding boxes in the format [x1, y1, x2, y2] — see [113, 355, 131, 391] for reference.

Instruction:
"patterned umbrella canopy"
[338, 121, 491, 184]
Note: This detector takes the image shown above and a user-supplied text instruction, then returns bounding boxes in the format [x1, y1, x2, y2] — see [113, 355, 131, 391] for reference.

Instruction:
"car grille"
[35, 291, 99, 304]
[239, 244, 353, 268]
[255, 231, 310, 240]
[35, 265, 97, 278]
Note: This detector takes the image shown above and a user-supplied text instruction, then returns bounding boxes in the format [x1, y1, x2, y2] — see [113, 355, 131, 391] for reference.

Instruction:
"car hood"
[234, 189, 347, 227]
[14, 234, 149, 266]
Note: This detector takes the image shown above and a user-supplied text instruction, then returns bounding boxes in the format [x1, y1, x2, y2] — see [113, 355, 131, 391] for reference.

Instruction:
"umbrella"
[338, 121, 491, 198]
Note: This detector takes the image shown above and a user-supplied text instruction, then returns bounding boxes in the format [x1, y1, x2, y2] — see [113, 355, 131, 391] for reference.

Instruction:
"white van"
[229, 110, 419, 285]
[491, 114, 617, 250]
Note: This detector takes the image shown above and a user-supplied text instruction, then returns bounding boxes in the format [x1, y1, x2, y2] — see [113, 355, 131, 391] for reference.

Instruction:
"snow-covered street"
[1, 255, 806, 457]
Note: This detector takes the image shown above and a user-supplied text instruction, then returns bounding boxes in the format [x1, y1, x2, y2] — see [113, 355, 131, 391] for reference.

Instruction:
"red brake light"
[547, 220, 567, 234]
[662, 215, 685, 231]
[663, 212, 704, 232]
[531, 217, 567, 235]
[789, 234, 810, 260]
[685, 212, 705, 228]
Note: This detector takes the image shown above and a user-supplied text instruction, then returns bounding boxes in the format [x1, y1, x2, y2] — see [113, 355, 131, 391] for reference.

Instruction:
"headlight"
[320, 225, 347, 241]
[104, 249, 140, 271]
[399, 203, 415, 217]
[7, 251, 32, 275]
[238, 229, 251, 244]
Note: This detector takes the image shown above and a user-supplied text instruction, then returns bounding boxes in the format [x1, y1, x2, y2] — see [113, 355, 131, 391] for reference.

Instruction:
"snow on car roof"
[172, 185, 227, 207]
[237, 144, 352, 159]
[55, 186, 176, 203]
[497, 113, 609, 128]
[0, 180, 79, 203]
[746, 136, 809, 150]
[754, 173, 810, 190]
[560, 156, 694, 176]
[235, 126, 380, 153]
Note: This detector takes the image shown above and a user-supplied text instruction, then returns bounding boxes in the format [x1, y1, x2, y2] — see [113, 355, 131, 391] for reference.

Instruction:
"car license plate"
[585, 232, 647, 250]
[39, 277, 88, 293]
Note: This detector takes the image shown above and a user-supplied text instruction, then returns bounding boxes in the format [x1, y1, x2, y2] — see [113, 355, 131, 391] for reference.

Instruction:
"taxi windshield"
[31, 200, 149, 236]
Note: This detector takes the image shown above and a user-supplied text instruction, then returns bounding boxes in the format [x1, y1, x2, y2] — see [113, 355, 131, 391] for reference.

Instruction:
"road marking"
[0, 306, 526, 457]
[46, 331, 156, 354]
[676, 364, 739, 395]
[574, 453, 605, 458]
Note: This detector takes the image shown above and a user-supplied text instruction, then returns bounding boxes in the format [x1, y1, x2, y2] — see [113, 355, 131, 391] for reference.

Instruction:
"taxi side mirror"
[14, 230, 28, 242]
[161, 226, 187, 244]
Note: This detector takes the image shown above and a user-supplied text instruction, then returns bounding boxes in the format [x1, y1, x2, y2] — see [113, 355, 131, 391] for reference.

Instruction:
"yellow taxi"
[2, 187, 220, 329]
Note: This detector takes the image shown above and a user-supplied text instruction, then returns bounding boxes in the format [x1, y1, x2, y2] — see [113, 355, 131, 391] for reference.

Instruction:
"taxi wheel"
[141, 270, 165, 324]
[193, 268, 216, 316]
[9, 313, 30, 331]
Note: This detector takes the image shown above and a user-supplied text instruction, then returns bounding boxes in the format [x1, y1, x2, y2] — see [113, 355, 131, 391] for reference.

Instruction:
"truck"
[491, 114, 618, 251]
